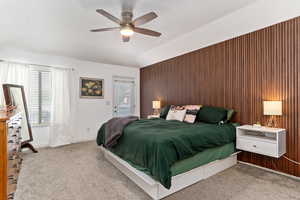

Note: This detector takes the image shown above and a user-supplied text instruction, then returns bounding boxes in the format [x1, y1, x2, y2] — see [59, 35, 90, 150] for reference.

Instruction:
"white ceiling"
[0, 0, 255, 67]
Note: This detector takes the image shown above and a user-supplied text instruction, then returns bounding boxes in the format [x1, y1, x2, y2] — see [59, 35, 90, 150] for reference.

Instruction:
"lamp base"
[266, 116, 277, 128]
[153, 109, 160, 115]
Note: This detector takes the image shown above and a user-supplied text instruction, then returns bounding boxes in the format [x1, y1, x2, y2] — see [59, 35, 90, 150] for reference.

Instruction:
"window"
[29, 67, 51, 125]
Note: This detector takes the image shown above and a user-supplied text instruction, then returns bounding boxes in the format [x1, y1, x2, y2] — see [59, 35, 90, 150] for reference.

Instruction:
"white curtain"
[0, 62, 30, 106]
[0, 61, 76, 147]
[49, 67, 75, 147]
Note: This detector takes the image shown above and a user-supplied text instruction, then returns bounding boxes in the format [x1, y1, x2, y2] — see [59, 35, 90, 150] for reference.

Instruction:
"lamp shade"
[152, 101, 161, 109]
[263, 101, 282, 116]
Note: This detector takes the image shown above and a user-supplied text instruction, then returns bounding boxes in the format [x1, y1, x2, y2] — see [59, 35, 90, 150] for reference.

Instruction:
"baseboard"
[238, 161, 300, 181]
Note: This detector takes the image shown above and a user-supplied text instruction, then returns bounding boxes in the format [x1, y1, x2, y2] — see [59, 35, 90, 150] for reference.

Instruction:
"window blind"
[29, 69, 51, 125]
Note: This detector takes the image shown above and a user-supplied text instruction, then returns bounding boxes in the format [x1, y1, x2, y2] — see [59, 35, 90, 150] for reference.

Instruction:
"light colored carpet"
[15, 142, 300, 200]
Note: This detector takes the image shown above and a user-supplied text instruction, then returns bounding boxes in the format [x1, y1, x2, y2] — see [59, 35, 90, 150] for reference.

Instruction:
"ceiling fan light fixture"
[120, 26, 134, 36]
[91, 9, 161, 41]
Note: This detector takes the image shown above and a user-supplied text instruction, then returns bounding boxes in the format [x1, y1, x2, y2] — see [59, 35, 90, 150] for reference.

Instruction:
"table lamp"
[263, 101, 282, 127]
[152, 100, 161, 115]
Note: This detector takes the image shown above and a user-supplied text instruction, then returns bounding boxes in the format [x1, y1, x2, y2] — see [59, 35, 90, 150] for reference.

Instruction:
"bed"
[97, 118, 237, 199]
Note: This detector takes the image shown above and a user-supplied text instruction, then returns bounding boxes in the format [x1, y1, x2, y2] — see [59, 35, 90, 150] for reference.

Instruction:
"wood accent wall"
[140, 17, 300, 177]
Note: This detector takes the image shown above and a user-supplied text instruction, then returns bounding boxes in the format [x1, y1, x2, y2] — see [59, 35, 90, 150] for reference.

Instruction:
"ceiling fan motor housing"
[121, 11, 133, 25]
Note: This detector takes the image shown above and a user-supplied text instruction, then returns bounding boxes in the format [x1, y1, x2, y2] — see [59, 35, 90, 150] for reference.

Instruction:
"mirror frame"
[2, 84, 33, 144]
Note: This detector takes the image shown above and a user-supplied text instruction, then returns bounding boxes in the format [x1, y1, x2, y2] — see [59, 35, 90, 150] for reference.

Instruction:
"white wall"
[138, 0, 300, 66]
[0, 48, 140, 148]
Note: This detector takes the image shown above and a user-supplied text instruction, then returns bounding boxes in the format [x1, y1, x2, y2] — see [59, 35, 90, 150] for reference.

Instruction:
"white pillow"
[166, 106, 187, 122]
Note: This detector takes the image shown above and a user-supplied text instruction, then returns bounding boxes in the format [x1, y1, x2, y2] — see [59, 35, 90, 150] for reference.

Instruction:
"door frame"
[112, 76, 136, 117]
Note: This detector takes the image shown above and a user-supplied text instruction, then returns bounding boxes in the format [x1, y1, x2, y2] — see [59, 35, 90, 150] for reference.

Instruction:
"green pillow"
[197, 106, 228, 124]
[226, 109, 235, 122]
[160, 105, 171, 119]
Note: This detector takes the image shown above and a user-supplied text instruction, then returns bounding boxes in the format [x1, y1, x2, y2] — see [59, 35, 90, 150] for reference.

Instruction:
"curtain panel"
[0, 62, 30, 106]
[49, 67, 75, 147]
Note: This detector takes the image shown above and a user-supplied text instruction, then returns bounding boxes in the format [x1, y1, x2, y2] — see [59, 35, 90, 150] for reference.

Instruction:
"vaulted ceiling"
[0, 0, 256, 67]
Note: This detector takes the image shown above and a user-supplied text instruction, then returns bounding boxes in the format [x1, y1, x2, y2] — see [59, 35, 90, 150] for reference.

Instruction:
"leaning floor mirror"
[3, 84, 38, 153]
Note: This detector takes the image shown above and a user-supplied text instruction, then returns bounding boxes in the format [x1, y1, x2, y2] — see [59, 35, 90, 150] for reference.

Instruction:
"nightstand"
[147, 115, 160, 119]
[236, 125, 286, 158]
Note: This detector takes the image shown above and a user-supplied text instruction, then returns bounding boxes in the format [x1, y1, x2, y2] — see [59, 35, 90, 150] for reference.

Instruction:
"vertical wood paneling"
[140, 17, 300, 177]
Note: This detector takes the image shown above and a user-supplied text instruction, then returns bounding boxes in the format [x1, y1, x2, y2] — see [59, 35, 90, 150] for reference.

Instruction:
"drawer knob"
[253, 145, 257, 148]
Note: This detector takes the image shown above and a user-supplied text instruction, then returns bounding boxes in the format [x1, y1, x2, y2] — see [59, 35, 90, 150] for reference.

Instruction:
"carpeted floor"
[15, 141, 300, 200]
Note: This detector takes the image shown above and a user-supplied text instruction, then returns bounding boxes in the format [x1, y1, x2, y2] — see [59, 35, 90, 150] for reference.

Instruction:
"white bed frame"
[100, 146, 237, 200]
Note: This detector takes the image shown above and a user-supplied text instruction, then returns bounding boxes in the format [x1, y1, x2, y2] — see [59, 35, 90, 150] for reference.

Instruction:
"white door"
[113, 77, 136, 117]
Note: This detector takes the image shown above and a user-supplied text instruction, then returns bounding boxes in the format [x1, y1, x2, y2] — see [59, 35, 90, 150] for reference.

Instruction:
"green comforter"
[97, 118, 236, 189]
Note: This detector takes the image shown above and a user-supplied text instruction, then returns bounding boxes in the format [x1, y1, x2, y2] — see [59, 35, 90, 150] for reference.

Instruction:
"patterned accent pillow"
[166, 105, 187, 122]
[184, 105, 202, 123]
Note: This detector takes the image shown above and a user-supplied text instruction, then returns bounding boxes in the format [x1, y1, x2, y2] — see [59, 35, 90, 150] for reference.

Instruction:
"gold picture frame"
[80, 77, 104, 99]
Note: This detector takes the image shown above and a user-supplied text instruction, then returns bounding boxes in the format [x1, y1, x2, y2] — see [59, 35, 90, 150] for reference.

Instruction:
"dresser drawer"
[236, 138, 277, 157]
[8, 167, 18, 176]
[8, 182, 17, 200]
[8, 158, 21, 169]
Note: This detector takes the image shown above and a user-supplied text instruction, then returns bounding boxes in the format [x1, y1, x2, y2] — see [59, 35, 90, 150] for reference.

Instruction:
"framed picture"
[80, 77, 104, 99]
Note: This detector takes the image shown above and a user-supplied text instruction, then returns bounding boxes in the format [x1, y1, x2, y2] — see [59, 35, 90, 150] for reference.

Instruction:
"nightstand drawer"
[236, 138, 277, 157]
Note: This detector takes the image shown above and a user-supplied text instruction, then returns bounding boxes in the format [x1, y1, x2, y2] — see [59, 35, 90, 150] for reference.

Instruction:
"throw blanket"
[97, 118, 236, 189]
[103, 116, 139, 148]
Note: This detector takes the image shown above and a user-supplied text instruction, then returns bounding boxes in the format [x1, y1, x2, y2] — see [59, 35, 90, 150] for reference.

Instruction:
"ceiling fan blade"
[133, 12, 158, 26]
[133, 27, 161, 37]
[96, 9, 121, 24]
[122, 35, 130, 42]
[90, 27, 120, 32]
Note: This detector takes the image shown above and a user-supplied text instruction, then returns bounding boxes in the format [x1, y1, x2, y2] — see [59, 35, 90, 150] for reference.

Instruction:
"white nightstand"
[236, 125, 286, 158]
[147, 115, 160, 119]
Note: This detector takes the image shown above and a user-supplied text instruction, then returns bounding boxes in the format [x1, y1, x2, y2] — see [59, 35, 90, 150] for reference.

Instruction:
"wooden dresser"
[0, 111, 23, 200]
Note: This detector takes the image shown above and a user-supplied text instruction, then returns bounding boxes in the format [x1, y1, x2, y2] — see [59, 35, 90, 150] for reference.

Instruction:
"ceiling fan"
[90, 9, 161, 42]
